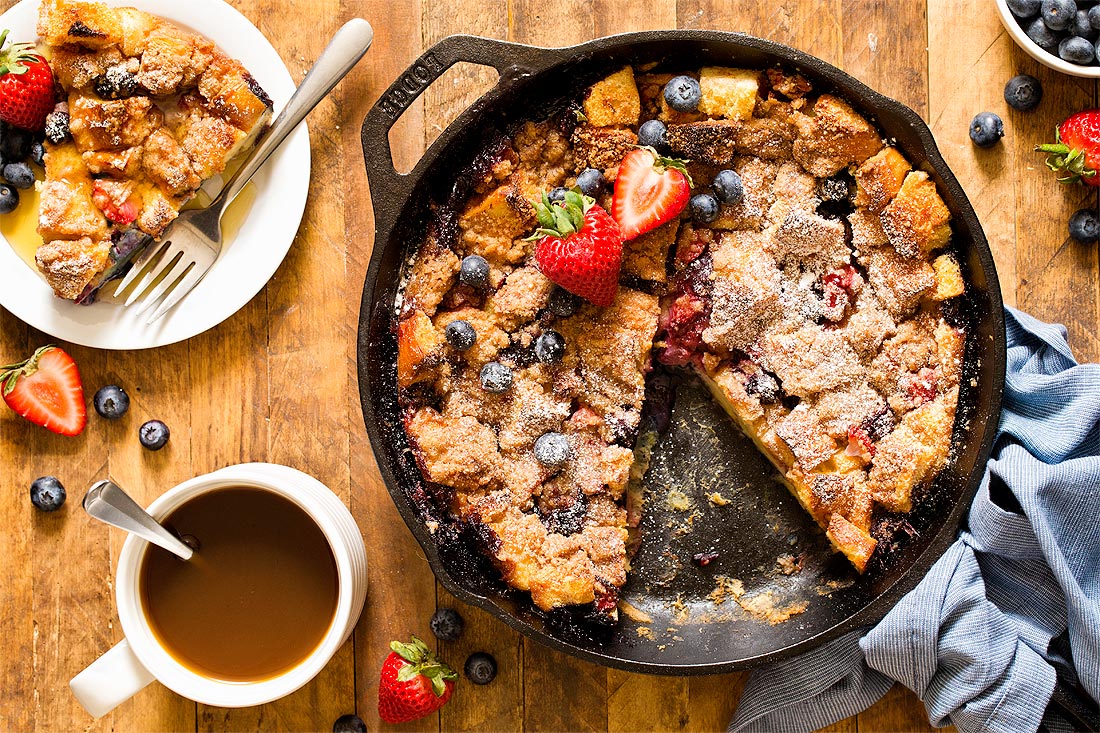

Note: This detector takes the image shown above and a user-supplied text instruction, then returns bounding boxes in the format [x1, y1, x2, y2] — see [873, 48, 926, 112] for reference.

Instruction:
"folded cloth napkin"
[729, 307, 1100, 733]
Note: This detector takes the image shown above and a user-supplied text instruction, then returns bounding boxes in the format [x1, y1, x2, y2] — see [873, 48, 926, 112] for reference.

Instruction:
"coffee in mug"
[140, 486, 339, 681]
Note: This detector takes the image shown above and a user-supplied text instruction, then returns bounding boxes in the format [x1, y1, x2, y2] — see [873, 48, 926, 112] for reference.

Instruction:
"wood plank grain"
[928, 0, 1021, 312]
[343, 1, 441, 731]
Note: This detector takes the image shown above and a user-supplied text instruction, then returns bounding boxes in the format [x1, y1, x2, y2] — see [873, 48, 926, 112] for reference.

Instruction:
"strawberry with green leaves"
[0, 29, 55, 131]
[377, 636, 457, 724]
[1037, 110, 1100, 187]
[1, 345, 86, 436]
[531, 188, 624, 307]
[612, 146, 692, 239]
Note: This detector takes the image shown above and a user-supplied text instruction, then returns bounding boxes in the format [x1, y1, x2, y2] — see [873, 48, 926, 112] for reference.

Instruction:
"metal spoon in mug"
[83, 480, 195, 561]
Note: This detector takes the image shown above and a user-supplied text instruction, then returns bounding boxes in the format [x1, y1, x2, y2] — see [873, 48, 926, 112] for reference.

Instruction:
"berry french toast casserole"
[396, 64, 966, 621]
[32, 0, 272, 301]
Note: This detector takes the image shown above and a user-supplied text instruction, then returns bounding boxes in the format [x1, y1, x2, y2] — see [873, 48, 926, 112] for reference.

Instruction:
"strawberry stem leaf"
[0, 345, 54, 397]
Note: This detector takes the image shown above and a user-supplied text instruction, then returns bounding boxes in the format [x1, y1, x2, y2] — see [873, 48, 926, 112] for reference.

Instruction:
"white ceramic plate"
[0, 0, 310, 350]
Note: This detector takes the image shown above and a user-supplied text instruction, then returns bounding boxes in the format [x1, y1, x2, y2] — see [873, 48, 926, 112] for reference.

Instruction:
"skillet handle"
[359, 34, 560, 233]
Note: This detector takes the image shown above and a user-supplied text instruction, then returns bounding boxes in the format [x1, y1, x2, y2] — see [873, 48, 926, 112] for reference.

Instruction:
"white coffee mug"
[70, 463, 367, 718]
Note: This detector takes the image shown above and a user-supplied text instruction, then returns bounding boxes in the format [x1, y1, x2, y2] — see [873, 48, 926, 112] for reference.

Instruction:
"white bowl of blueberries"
[998, 0, 1100, 76]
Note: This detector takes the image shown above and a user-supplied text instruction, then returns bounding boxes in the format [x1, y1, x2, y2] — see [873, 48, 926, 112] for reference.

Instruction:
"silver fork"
[119, 18, 374, 324]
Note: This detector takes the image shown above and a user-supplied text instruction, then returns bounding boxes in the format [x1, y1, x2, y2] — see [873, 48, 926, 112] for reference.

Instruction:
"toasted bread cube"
[137, 32, 198, 96]
[767, 162, 817, 225]
[793, 94, 883, 177]
[116, 7, 161, 56]
[880, 171, 952, 258]
[458, 184, 537, 265]
[931, 253, 965, 300]
[703, 231, 783, 352]
[710, 157, 777, 231]
[35, 237, 111, 300]
[733, 115, 796, 160]
[69, 94, 162, 152]
[49, 46, 125, 91]
[848, 207, 888, 254]
[180, 113, 247, 179]
[37, 179, 108, 242]
[135, 185, 182, 237]
[198, 57, 273, 132]
[860, 245, 935, 320]
[936, 323, 966, 391]
[38, 0, 122, 49]
[775, 403, 837, 470]
[826, 512, 876, 572]
[868, 395, 953, 512]
[142, 127, 201, 197]
[583, 67, 641, 127]
[665, 120, 739, 165]
[759, 325, 863, 397]
[487, 265, 554, 331]
[82, 147, 143, 177]
[698, 67, 760, 121]
[396, 310, 444, 388]
[402, 239, 458, 316]
[571, 124, 638, 172]
[772, 209, 850, 269]
[405, 407, 501, 492]
[854, 147, 911, 212]
[622, 219, 676, 283]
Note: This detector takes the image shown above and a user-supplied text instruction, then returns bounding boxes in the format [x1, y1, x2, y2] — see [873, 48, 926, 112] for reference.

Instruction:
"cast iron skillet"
[356, 31, 1007, 674]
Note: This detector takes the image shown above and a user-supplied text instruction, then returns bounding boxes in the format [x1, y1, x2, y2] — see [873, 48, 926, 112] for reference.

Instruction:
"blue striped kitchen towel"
[729, 307, 1100, 733]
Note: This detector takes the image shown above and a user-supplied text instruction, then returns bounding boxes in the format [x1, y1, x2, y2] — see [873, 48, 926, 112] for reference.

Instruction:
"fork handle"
[217, 18, 374, 211]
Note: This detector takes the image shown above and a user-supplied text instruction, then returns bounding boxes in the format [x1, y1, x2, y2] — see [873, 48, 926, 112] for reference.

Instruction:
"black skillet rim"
[356, 29, 1008, 675]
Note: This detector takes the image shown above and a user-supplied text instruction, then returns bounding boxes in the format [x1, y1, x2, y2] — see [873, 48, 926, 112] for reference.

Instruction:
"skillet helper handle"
[360, 35, 559, 224]
[220, 18, 374, 209]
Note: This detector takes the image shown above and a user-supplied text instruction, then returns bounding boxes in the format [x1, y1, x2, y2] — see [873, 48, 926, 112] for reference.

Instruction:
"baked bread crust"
[399, 63, 966, 611]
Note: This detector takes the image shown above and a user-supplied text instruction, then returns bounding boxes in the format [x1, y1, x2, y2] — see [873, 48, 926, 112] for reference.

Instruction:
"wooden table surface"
[2, 0, 1096, 731]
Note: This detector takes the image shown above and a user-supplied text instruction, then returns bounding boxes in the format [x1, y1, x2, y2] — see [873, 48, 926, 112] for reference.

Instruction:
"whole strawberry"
[1, 345, 86, 436]
[531, 188, 623, 307]
[612, 146, 692, 239]
[1036, 110, 1100, 186]
[0, 30, 54, 131]
[377, 636, 457, 724]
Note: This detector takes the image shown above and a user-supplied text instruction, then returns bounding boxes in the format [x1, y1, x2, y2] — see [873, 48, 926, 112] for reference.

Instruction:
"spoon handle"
[83, 480, 194, 561]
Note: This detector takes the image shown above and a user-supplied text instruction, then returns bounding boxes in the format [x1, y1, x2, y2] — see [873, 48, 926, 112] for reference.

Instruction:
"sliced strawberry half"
[92, 179, 140, 225]
[1, 345, 86, 436]
[612, 146, 692, 240]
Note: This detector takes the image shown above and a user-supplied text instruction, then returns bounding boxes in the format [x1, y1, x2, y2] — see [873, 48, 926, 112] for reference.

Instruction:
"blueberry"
[547, 286, 582, 318]
[30, 476, 66, 512]
[29, 141, 44, 167]
[0, 127, 29, 161]
[1068, 208, 1100, 242]
[534, 330, 565, 364]
[637, 119, 668, 149]
[821, 175, 851, 202]
[94, 66, 138, 100]
[1027, 17, 1061, 52]
[575, 167, 603, 196]
[93, 384, 130, 419]
[969, 112, 1004, 148]
[44, 111, 71, 144]
[445, 320, 477, 351]
[1091, 3, 1100, 29]
[1059, 35, 1095, 63]
[3, 162, 33, 189]
[663, 75, 701, 112]
[429, 607, 465, 641]
[1007, 0, 1041, 17]
[1042, 0, 1076, 31]
[0, 184, 19, 214]
[690, 193, 720, 223]
[547, 187, 568, 203]
[332, 714, 367, 733]
[712, 169, 743, 204]
[464, 652, 497, 685]
[533, 432, 571, 467]
[479, 362, 512, 393]
[1072, 8, 1095, 37]
[459, 254, 490, 290]
[1003, 74, 1043, 111]
[139, 419, 170, 450]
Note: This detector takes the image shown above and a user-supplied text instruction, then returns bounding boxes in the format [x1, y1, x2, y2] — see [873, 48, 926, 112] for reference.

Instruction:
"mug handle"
[70, 638, 156, 718]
